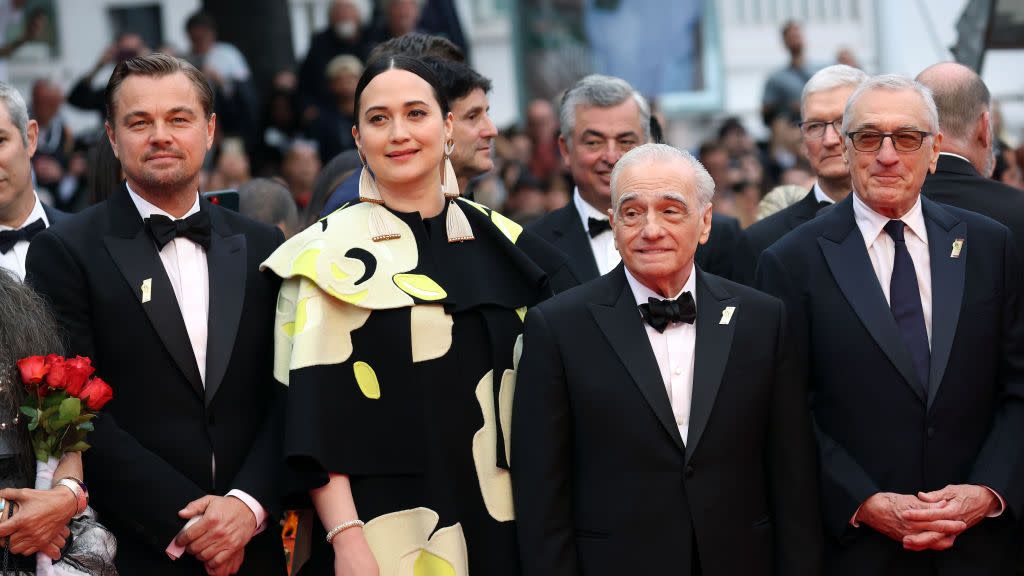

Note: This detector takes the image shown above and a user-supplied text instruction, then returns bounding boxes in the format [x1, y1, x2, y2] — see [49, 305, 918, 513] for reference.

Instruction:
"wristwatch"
[55, 477, 89, 516]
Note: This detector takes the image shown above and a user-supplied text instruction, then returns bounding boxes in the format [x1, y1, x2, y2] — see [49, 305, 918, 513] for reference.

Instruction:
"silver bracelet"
[325, 519, 365, 544]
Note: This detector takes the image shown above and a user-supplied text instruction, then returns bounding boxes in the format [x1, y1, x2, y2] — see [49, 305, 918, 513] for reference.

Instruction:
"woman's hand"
[332, 527, 378, 576]
[0, 486, 76, 558]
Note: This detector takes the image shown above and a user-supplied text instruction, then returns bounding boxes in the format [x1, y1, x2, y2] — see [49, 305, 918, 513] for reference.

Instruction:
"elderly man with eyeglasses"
[756, 74, 1024, 576]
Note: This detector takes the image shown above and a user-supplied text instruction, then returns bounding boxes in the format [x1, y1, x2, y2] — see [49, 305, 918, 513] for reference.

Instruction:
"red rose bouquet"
[15, 354, 112, 462]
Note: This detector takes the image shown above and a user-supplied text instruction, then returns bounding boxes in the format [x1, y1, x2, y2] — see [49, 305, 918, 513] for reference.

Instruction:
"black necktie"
[884, 220, 930, 396]
[0, 218, 45, 254]
[587, 217, 611, 238]
[639, 292, 697, 333]
[145, 212, 212, 250]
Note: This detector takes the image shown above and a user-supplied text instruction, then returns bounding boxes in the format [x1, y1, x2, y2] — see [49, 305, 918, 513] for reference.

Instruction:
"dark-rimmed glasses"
[799, 119, 841, 139]
[845, 130, 932, 152]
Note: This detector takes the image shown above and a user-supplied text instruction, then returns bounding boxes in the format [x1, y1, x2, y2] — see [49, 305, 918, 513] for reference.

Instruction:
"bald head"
[916, 62, 994, 175]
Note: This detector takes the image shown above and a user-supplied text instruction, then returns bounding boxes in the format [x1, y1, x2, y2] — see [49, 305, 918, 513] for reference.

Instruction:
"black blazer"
[42, 203, 69, 226]
[732, 188, 820, 285]
[513, 265, 822, 576]
[25, 186, 287, 575]
[528, 203, 741, 292]
[757, 195, 1024, 575]
[923, 153, 1024, 260]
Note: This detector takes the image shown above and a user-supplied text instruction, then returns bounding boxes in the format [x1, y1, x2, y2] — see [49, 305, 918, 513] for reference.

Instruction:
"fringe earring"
[442, 139, 474, 243]
[357, 150, 400, 242]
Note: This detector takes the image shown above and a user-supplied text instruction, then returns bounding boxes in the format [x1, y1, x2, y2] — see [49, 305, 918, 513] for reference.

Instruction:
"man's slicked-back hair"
[366, 33, 464, 66]
[842, 74, 939, 135]
[559, 74, 650, 147]
[0, 81, 30, 147]
[916, 62, 991, 142]
[105, 52, 214, 123]
[423, 57, 491, 104]
[800, 64, 868, 118]
[610, 143, 715, 211]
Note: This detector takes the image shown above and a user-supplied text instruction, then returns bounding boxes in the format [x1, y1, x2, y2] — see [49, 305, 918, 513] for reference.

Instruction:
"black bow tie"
[638, 292, 696, 333]
[0, 218, 45, 254]
[145, 212, 212, 250]
[587, 217, 611, 238]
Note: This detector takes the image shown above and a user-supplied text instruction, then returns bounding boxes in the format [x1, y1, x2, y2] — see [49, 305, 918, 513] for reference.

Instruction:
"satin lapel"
[553, 206, 601, 283]
[818, 222, 926, 403]
[589, 268, 686, 455]
[923, 201, 965, 409]
[785, 190, 818, 231]
[203, 208, 246, 407]
[104, 229, 205, 399]
[686, 270, 738, 464]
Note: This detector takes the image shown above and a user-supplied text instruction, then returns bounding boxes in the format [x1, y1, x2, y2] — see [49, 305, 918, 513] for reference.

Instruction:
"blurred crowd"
[18, 3, 1024, 239]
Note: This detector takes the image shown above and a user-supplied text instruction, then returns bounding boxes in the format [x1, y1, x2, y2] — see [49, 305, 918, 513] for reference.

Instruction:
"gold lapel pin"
[719, 306, 735, 325]
[141, 278, 152, 303]
[951, 238, 964, 259]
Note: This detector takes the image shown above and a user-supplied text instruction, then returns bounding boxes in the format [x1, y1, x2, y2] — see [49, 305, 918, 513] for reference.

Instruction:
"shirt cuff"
[850, 502, 864, 527]
[226, 489, 268, 534]
[981, 485, 1006, 518]
[165, 515, 202, 560]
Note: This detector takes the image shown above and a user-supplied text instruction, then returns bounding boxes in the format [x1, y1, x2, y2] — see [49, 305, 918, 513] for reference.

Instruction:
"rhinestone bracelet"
[325, 519, 365, 544]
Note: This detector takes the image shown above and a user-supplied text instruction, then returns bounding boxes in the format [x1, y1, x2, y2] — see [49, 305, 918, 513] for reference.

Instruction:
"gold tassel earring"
[357, 150, 400, 242]
[442, 139, 474, 243]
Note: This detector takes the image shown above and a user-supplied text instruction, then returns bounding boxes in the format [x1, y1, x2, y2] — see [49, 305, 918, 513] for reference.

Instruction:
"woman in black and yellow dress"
[263, 55, 563, 575]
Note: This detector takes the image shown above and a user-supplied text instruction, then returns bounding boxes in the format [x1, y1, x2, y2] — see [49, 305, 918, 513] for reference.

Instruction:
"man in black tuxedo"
[0, 81, 68, 282]
[757, 75, 1024, 575]
[917, 62, 1024, 259]
[528, 74, 737, 291]
[732, 64, 866, 285]
[513, 143, 822, 575]
[26, 54, 286, 576]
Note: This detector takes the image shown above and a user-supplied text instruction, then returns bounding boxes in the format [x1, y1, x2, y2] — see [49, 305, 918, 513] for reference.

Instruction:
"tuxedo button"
[926, 426, 935, 438]
[673, 366, 682, 375]
[684, 465, 694, 479]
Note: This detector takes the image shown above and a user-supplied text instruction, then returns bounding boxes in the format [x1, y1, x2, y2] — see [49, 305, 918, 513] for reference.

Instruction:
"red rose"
[16, 356, 48, 385]
[80, 377, 113, 411]
[63, 356, 95, 397]
[44, 355, 68, 390]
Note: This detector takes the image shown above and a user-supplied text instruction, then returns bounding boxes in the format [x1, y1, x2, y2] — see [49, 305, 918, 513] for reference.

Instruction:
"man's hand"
[904, 484, 999, 530]
[175, 495, 256, 572]
[856, 492, 966, 549]
[0, 487, 76, 559]
[204, 547, 245, 576]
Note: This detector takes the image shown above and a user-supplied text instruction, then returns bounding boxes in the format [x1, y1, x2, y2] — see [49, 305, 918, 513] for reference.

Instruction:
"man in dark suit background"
[757, 75, 1024, 575]
[528, 74, 737, 290]
[917, 62, 1024, 259]
[732, 64, 866, 285]
[26, 54, 286, 576]
[514, 143, 821, 575]
[0, 81, 68, 282]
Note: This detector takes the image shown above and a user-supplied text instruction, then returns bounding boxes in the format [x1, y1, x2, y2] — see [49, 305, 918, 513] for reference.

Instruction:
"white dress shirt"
[573, 188, 620, 275]
[0, 192, 49, 281]
[852, 192, 932, 344]
[625, 265, 697, 444]
[126, 186, 267, 555]
[813, 182, 835, 205]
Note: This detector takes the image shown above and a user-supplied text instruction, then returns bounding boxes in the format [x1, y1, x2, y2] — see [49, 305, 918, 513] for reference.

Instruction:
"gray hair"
[0, 82, 30, 147]
[801, 64, 868, 118]
[916, 62, 990, 143]
[842, 74, 939, 135]
[559, 74, 651, 147]
[610, 143, 715, 212]
[239, 178, 300, 237]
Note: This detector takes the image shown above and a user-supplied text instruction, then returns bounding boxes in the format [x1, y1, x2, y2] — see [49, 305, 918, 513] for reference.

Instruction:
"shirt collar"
[0, 191, 48, 232]
[852, 190, 928, 249]
[573, 187, 611, 235]
[126, 183, 201, 221]
[624, 262, 697, 308]
[812, 181, 834, 205]
[939, 151, 971, 164]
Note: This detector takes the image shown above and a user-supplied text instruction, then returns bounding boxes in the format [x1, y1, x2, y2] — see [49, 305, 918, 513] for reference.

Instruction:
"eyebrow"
[581, 128, 640, 140]
[364, 100, 431, 116]
[850, 122, 923, 131]
[121, 106, 197, 124]
[461, 105, 485, 118]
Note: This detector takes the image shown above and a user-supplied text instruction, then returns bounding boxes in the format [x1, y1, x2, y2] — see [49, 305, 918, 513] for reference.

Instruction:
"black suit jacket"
[25, 186, 287, 575]
[732, 188, 820, 285]
[513, 265, 822, 576]
[42, 203, 69, 226]
[528, 203, 741, 292]
[757, 195, 1024, 575]
[923, 154, 1024, 260]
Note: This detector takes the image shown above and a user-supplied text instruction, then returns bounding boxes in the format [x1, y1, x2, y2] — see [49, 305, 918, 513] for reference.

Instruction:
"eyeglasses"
[845, 130, 932, 152]
[799, 119, 841, 139]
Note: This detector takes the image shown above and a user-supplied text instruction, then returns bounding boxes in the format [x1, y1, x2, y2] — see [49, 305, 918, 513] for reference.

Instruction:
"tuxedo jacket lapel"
[589, 266, 686, 455]
[687, 270, 738, 464]
[922, 199, 965, 408]
[818, 198, 926, 402]
[103, 190, 204, 398]
[204, 204, 247, 407]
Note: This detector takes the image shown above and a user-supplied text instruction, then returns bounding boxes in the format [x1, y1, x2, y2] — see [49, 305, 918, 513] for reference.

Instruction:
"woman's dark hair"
[353, 55, 449, 124]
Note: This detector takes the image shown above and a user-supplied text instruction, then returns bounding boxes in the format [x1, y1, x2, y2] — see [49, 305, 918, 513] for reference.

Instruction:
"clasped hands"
[0, 486, 76, 559]
[175, 495, 257, 576]
[856, 484, 998, 551]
